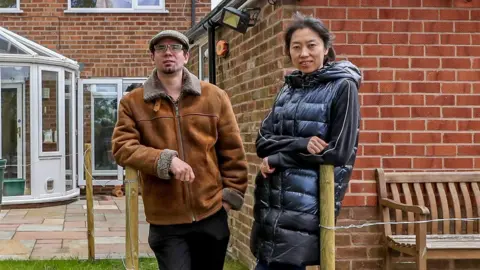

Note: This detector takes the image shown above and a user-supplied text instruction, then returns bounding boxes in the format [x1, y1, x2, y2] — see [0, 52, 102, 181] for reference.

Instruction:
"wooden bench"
[376, 169, 480, 270]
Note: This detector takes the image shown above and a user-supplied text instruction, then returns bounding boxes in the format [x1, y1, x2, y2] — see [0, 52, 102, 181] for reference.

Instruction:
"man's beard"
[161, 65, 181, 75]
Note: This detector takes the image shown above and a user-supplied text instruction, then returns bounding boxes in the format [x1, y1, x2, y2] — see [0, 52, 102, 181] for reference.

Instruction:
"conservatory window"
[66, 0, 166, 13]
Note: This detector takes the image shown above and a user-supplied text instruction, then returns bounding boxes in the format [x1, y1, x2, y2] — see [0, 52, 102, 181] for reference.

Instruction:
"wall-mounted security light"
[219, 7, 260, 34]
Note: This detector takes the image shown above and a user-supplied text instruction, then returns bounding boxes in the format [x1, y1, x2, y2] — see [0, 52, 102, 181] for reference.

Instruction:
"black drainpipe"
[207, 21, 217, 85]
[191, 0, 196, 28]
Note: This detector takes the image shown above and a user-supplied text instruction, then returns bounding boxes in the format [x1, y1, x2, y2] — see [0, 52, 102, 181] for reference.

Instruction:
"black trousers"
[148, 208, 230, 270]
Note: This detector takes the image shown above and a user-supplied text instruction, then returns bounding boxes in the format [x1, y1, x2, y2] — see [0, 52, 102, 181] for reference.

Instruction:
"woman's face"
[289, 28, 329, 74]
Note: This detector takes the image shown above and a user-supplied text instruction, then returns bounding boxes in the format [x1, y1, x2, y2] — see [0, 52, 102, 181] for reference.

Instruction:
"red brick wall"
[189, 0, 480, 269]
[0, 0, 211, 78]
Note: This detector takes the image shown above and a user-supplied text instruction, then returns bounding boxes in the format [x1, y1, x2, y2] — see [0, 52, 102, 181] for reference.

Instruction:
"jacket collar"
[285, 63, 333, 89]
[143, 67, 201, 101]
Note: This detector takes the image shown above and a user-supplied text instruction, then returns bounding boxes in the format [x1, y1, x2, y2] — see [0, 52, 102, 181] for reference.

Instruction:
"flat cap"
[149, 30, 190, 52]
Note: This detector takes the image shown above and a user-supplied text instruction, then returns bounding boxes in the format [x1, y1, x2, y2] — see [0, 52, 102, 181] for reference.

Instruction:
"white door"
[34, 66, 65, 196]
[0, 83, 24, 180]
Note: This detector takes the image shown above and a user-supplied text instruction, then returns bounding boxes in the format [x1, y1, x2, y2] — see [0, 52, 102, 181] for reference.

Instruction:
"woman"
[250, 13, 361, 270]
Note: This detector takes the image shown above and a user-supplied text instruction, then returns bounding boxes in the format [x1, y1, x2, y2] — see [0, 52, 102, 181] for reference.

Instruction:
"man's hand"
[170, 157, 195, 183]
[222, 201, 231, 212]
[307, 136, 328, 154]
[260, 157, 275, 178]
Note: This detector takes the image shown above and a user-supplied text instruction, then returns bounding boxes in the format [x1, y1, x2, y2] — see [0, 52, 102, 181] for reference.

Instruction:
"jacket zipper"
[171, 95, 196, 222]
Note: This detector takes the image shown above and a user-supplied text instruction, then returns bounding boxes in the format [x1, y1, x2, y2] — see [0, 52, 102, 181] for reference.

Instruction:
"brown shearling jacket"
[112, 68, 248, 225]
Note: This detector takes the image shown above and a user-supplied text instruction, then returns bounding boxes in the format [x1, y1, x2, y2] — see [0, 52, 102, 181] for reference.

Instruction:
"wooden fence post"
[84, 143, 95, 260]
[125, 167, 139, 270]
[320, 165, 335, 270]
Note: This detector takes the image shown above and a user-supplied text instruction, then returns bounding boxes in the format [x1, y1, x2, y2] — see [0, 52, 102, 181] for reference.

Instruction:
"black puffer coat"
[250, 61, 361, 266]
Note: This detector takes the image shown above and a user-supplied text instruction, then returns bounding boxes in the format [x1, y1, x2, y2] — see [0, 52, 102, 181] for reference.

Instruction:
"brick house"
[185, 0, 480, 269]
[0, 0, 211, 202]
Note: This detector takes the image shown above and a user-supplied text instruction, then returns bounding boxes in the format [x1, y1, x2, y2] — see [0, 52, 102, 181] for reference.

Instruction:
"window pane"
[0, 36, 26, 55]
[96, 84, 117, 93]
[0, 0, 16, 8]
[41, 70, 59, 153]
[138, 0, 159, 6]
[71, 0, 133, 8]
[93, 95, 117, 171]
[19, 42, 50, 57]
[200, 45, 209, 82]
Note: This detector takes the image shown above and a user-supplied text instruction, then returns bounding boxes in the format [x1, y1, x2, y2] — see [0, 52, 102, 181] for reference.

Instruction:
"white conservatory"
[0, 27, 80, 204]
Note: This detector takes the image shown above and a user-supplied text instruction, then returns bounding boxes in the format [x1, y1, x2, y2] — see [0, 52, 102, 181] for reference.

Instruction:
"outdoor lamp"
[219, 7, 259, 34]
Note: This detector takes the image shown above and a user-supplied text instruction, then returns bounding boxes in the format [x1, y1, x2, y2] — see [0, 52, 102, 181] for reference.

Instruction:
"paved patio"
[0, 195, 154, 260]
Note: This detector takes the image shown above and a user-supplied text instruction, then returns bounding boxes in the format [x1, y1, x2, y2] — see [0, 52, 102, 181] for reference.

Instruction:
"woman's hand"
[260, 157, 275, 178]
[307, 136, 328, 154]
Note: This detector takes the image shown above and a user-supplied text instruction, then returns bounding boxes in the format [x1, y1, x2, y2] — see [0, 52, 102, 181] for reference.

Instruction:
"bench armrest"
[380, 198, 430, 215]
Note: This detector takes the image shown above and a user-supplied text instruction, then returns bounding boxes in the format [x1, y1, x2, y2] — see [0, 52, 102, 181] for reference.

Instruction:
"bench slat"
[402, 183, 415, 235]
[425, 183, 438, 234]
[413, 183, 424, 206]
[389, 235, 480, 249]
[448, 183, 462, 234]
[460, 182, 474, 234]
[413, 183, 427, 232]
[472, 183, 480, 233]
[391, 183, 403, 235]
[437, 183, 450, 234]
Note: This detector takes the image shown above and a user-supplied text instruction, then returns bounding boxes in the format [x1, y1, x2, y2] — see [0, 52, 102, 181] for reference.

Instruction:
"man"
[111, 30, 248, 270]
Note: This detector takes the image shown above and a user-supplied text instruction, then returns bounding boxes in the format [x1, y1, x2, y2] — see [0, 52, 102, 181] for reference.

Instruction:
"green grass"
[0, 257, 248, 270]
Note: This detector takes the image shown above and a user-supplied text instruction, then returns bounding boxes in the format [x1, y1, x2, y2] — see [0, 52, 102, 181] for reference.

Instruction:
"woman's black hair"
[284, 12, 336, 64]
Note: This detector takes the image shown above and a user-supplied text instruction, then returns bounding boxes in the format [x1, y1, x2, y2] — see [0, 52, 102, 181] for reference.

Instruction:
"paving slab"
[6, 210, 28, 216]
[0, 232, 15, 240]
[64, 221, 86, 228]
[0, 224, 19, 231]
[82, 205, 118, 210]
[17, 224, 64, 232]
[43, 219, 65, 225]
[37, 239, 62, 244]
[0, 240, 35, 259]
[14, 231, 87, 240]
[0, 218, 44, 224]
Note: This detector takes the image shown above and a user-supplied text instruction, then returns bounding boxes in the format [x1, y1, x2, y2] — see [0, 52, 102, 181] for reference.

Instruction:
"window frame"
[65, 0, 168, 14]
[199, 40, 209, 82]
[64, 70, 76, 192]
[38, 65, 64, 158]
[0, 0, 22, 14]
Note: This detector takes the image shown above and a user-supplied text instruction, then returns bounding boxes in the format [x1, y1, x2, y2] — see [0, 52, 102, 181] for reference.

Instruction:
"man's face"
[151, 38, 189, 75]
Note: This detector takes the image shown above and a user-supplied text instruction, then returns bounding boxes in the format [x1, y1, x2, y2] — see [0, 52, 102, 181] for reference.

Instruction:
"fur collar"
[143, 67, 201, 101]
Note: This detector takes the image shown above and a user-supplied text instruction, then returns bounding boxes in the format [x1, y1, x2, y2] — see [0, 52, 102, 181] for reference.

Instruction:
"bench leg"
[416, 251, 427, 270]
[415, 219, 427, 270]
[384, 247, 392, 270]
